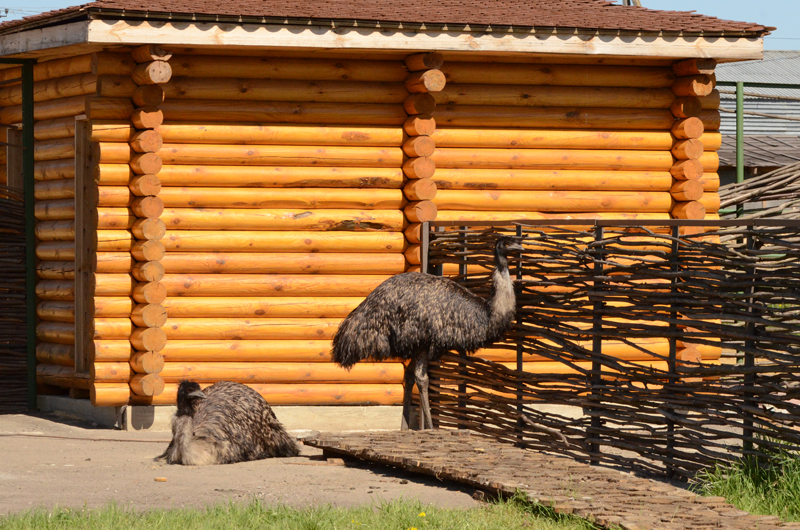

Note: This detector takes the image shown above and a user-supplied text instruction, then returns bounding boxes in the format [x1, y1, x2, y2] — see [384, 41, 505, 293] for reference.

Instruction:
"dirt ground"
[0, 412, 480, 515]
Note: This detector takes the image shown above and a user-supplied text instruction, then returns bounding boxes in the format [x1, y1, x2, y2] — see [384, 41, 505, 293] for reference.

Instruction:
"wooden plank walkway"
[306, 430, 800, 530]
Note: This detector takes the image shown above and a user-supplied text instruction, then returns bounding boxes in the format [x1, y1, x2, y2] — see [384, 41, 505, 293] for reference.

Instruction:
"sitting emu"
[157, 380, 299, 465]
[332, 235, 524, 430]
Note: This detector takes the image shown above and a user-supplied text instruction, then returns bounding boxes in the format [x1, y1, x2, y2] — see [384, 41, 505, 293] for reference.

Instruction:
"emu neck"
[487, 249, 516, 340]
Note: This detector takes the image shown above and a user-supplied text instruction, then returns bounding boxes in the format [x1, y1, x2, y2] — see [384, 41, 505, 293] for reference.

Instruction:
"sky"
[0, 0, 798, 50]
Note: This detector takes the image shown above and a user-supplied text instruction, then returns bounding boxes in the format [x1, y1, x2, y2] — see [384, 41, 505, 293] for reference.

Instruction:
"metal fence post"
[21, 60, 36, 409]
[667, 225, 680, 477]
[590, 226, 604, 463]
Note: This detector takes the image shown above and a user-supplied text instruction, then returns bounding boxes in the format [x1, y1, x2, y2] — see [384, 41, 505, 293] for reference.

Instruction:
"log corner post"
[125, 44, 169, 402]
[402, 52, 443, 272]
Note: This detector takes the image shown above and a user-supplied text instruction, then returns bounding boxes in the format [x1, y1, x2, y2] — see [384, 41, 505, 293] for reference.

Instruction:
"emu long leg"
[414, 358, 433, 430]
[401, 358, 416, 430]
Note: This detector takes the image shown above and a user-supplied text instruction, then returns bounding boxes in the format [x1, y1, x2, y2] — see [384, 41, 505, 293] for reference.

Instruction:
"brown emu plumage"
[331, 236, 523, 430]
[157, 381, 299, 465]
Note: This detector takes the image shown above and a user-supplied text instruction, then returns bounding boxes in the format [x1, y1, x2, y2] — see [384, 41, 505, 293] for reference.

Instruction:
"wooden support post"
[74, 118, 97, 374]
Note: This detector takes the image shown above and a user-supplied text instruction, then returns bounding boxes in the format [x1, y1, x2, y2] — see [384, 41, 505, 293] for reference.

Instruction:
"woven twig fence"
[719, 161, 800, 219]
[0, 184, 27, 413]
[425, 220, 800, 479]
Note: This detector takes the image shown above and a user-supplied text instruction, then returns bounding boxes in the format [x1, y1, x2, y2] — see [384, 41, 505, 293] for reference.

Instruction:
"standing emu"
[156, 380, 299, 465]
[332, 235, 524, 430]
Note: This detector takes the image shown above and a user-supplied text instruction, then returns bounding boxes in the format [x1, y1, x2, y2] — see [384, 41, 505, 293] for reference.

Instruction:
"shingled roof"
[0, 0, 773, 37]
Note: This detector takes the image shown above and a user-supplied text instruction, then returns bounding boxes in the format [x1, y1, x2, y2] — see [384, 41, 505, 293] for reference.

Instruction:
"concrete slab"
[37, 395, 122, 429]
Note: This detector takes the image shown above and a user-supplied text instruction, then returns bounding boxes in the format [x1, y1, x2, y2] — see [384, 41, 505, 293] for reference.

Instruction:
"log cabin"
[0, 0, 770, 424]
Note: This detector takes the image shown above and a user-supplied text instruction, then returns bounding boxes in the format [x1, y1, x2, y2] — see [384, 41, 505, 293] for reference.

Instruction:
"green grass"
[0, 495, 598, 530]
[693, 448, 800, 522]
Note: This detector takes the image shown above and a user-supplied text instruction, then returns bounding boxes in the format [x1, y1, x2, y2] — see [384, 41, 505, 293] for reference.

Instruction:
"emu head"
[176, 380, 206, 417]
[494, 236, 524, 271]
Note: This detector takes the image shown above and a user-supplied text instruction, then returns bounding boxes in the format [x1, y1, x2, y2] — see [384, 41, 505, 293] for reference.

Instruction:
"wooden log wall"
[425, 56, 722, 371]
[0, 53, 140, 396]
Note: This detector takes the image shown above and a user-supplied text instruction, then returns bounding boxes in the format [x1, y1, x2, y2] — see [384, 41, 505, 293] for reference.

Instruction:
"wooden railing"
[423, 219, 800, 479]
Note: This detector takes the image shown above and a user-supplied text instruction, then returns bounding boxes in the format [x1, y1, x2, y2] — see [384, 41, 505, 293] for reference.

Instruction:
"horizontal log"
[36, 280, 74, 301]
[0, 95, 86, 124]
[34, 159, 75, 181]
[700, 173, 720, 192]
[131, 240, 166, 262]
[130, 153, 162, 175]
[0, 54, 92, 84]
[97, 230, 134, 252]
[434, 84, 676, 109]
[133, 84, 165, 106]
[403, 157, 436, 180]
[36, 321, 74, 344]
[433, 169, 672, 191]
[160, 253, 407, 275]
[169, 55, 408, 81]
[129, 175, 162, 196]
[158, 208, 406, 231]
[35, 199, 75, 220]
[162, 297, 363, 318]
[35, 219, 75, 241]
[442, 63, 674, 87]
[404, 223, 423, 244]
[36, 261, 75, 280]
[405, 69, 446, 93]
[91, 383, 130, 406]
[434, 106, 675, 130]
[404, 201, 438, 223]
[91, 362, 131, 382]
[34, 138, 75, 162]
[34, 178, 74, 200]
[131, 44, 173, 63]
[700, 132, 722, 151]
[132, 218, 166, 240]
[403, 115, 436, 136]
[97, 142, 131, 163]
[671, 139, 704, 160]
[37, 301, 75, 323]
[699, 110, 721, 131]
[161, 100, 407, 125]
[132, 261, 165, 283]
[94, 317, 134, 340]
[132, 383, 402, 406]
[161, 231, 406, 253]
[94, 273, 135, 296]
[672, 75, 714, 97]
[95, 297, 136, 318]
[133, 281, 167, 304]
[405, 245, 421, 265]
[36, 342, 74, 366]
[94, 163, 133, 185]
[95, 75, 139, 98]
[131, 303, 168, 328]
[96, 253, 135, 273]
[160, 340, 332, 362]
[432, 128, 675, 150]
[163, 318, 342, 341]
[130, 327, 167, 352]
[403, 178, 437, 201]
[130, 130, 163, 153]
[91, 120, 135, 142]
[160, 274, 390, 297]
[94, 340, 134, 362]
[163, 76, 407, 104]
[405, 52, 444, 72]
[670, 180, 704, 202]
[35, 242, 74, 261]
[700, 193, 721, 213]
[672, 58, 716, 77]
[131, 196, 163, 218]
[87, 97, 135, 120]
[157, 144, 403, 168]
[699, 90, 721, 110]
[432, 148, 674, 171]
[402, 136, 435, 158]
[34, 117, 76, 140]
[92, 52, 137, 76]
[433, 190, 672, 212]
[403, 93, 436, 115]
[158, 362, 402, 384]
[671, 201, 706, 220]
[157, 187, 404, 210]
[132, 107, 164, 129]
[700, 152, 719, 172]
[130, 351, 165, 374]
[37, 364, 89, 390]
[670, 159, 703, 181]
[157, 123, 403, 147]
[130, 373, 165, 396]
[671, 117, 704, 140]
[156, 165, 404, 189]
[435, 211, 670, 223]
[131, 60, 172, 85]
[476, 338, 671, 362]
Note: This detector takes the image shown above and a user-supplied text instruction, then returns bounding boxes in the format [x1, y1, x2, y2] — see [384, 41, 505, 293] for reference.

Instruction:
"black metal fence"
[424, 219, 800, 479]
[0, 185, 27, 413]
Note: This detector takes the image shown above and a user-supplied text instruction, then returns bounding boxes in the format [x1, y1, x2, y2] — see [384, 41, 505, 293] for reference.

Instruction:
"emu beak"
[188, 390, 206, 399]
[508, 241, 525, 252]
